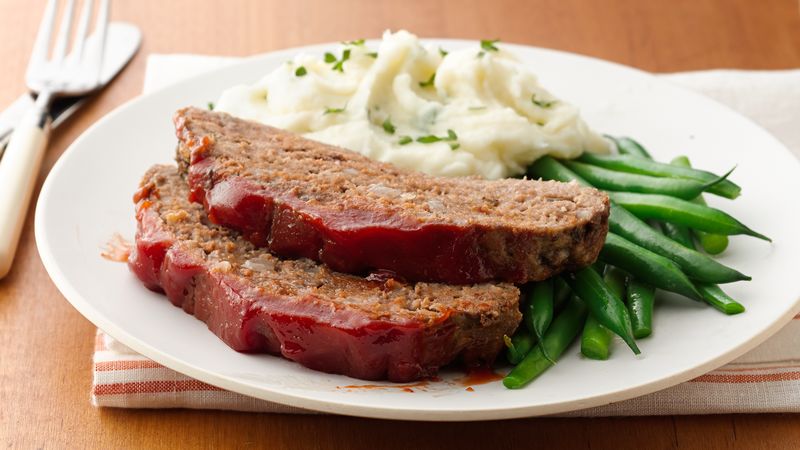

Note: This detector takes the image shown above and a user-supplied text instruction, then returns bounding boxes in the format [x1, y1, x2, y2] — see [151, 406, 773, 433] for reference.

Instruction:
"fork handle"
[0, 103, 50, 279]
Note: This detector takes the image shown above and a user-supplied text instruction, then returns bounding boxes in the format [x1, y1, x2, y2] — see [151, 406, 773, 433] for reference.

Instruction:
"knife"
[0, 22, 141, 158]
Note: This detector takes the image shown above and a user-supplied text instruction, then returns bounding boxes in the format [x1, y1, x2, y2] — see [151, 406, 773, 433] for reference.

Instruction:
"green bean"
[612, 141, 696, 247]
[591, 141, 661, 335]
[554, 276, 571, 309]
[608, 203, 749, 283]
[659, 221, 694, 248]
[671, 156, 730, 255]
[525, 280, 555, 362]
[581, 315, 612, 360]
[580, 262, 608, 360]
[562, 160, 710, 199]
[627, 279, 655, 338]
[506, 279, 571, 365]
[565, 267, 640, 354]
[695, 283, 746, 315]
[696, 229, 730, 255]
[528, 157, 749, 283]
[651, 207, 746, 315]
[611, 136, 652, 159]
[577, 153, 741, 199]
[581, 268, 625, 360]
[650, 205, 746, 315]
[503, 296, 588, 389]
[604, 266, 627, 297]
[608, 146, 728, 251]
[527, 155, 592, 187]
[608, 192, 770, 241]
[668, 155, 689, 166]
[504, 330, 536, 365]
[641, 155, 690, 241]
[600, 233, 700, 300]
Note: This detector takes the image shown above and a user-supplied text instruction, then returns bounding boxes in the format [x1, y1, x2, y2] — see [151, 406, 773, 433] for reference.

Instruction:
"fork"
[0, 0, 110, 278]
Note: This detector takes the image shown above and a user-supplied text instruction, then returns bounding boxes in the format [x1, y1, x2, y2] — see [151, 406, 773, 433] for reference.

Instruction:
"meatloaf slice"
[128, 165, 522, 382]
[174, 107, 610, 285]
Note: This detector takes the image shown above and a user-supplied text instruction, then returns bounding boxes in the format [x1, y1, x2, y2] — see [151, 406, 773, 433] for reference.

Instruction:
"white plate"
[35, 39, 800, 421]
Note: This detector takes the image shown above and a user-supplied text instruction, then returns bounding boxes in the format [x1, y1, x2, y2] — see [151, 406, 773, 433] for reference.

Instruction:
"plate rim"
[35, 37, 800, 421]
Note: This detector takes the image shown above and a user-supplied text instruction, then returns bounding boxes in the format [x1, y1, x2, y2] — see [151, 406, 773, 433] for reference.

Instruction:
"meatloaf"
[128, 165, 522, 382]
[174, 107, 610, 285]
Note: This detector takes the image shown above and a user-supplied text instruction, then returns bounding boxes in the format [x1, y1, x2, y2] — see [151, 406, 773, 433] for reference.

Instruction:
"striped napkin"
[91, 55, 800, 415]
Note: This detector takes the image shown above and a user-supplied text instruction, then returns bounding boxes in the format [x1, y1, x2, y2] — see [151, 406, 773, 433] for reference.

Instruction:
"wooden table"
[1, 0, 799, 447]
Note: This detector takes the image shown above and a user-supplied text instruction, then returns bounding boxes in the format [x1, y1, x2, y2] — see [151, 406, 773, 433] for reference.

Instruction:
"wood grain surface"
[1, 0, 799, 448]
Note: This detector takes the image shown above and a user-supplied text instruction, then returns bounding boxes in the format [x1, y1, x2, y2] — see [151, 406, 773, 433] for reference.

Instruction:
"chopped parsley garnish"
[416, 135, 441, 143]
[366, 52, 378, 58]
[398, 136, 413, 145]
[207, 102, 215, 111]
[480, 39, 500, 52]
[324, 52, 337, 63]
[323, 105, 346, 115]
[439, 47, 448, 57]
[295, 66, 307, 77]
[531, 94, 556, 108]
[342, 39, 365, 46]
[331, 49, 351, 72]
[447, 129, 458, 140]
[382, 117, 396, 134]
[419, 72, 436, 88]
[449, 142, 460, 150]
[477, 39, 500, 58]
[416, 129, 458, 144]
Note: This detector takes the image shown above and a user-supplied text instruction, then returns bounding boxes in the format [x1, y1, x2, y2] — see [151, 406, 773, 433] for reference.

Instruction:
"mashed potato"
[216, 30, 611, 179]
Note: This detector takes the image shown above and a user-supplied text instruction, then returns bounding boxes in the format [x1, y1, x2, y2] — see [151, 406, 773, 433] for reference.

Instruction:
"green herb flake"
[342, 39, 365, 46]
[531, 94, 556, 108]
[324, 52, 337, 63]
[295, 66, 307, 77]
[207, 102, 215, 111]
[331, 49, 351, 72]
[416, 129, 458, 144]
[416, 135, 441, 143]
[449, 142, 460, 150]
[480, 39, 500, 52]
[419, 72, 436, 88]
[382, 117, 396, 135]
[439, 47, 448, 57]
[447, 129, 458, 141]
[398, 136, 413, 145]
[323, 106, 346, 115]
[366, 52, 378, 58]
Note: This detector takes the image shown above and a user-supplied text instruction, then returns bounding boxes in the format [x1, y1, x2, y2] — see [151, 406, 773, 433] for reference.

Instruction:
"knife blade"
[0, 22, 141, 157]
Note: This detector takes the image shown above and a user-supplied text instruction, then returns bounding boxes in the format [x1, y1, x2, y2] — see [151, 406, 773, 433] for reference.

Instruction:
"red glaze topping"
[128, 191, 515, 382]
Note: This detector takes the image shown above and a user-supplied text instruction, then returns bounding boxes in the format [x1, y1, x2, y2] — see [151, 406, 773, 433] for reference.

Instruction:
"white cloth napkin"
[91, 54, 800, 415]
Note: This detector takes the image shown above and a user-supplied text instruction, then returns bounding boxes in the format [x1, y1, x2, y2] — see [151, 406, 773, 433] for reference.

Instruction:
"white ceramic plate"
[36, 39, 800, 421]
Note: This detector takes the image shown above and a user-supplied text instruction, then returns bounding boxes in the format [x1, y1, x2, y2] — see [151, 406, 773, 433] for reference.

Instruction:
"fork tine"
[71, 0, 93, 62]
[29, 0, 58, 67]
[52, 0, 76, 62]
[90, 0, 110, 78]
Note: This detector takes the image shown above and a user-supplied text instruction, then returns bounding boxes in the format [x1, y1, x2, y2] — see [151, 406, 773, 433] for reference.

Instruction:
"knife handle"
[0, 105, 50, 279]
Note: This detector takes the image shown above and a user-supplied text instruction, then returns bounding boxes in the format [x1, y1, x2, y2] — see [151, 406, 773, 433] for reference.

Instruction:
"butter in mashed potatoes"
[216, 30, 611, 179]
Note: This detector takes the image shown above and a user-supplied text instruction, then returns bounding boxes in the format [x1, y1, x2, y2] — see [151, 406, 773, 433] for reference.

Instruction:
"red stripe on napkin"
[95, 360, 166, 371]
[692, 371, 800, 384]
[93, 379, 224, 396]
